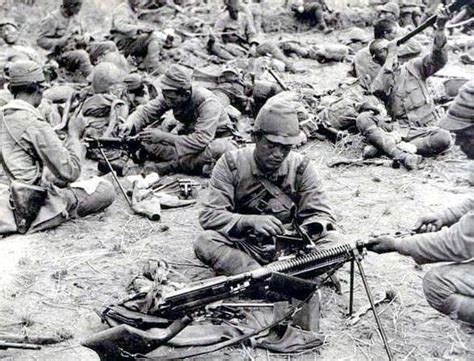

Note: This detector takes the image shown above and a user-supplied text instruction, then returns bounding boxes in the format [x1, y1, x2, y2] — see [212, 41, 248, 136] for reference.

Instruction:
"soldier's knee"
[193, 231, 221, 261]
[430, 129, 452, 153]
[356, 112, 377, 134]
[76, 179, 116, 217]
[422, 268, 451, 315]
[207, 138, 237, 159]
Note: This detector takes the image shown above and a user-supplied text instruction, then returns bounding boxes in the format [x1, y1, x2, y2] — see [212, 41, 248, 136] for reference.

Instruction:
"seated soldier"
[0, 18, 43, 86]
[210, 0, 297, 73]
[194, 97, 337, 276]
[362, 7, 452, 166]
[37, 0, 118, 80]
[110, 0, 163, 74]
[0, 61, 115, 235]
[119, 65, 237, 176]
[399, 0, 424, 28]
[370, 80, 474, 325]
[350, 18, 422, 90]
[290, 0, 332, 33]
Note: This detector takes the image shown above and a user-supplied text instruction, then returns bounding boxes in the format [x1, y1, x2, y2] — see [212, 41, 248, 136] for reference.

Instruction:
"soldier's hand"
[139, 129, 167, 143]
[435, 6, 450, 30]
[413, 214, 444, 233]
[119, 121, 135, 137]
[367, 235, 398, 254]
[245, 215, 285, 237]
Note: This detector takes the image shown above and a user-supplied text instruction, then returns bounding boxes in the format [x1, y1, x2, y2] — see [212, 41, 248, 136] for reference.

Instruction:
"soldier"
[0, 61, 115, 235]
[378, 1, 400, 22]
[37, 0, 118, 79]
[362, 7, 452, 165]
[399, 0, 424, 28]
[119, 65, 237, 176]
[370, 80, 474, 324]
[110, 0, 163, 74]
[194, 97, 337, 276]
[210, 0, 297, 73]
[350, 18, 422, 90]
[290, 0, 332, 33]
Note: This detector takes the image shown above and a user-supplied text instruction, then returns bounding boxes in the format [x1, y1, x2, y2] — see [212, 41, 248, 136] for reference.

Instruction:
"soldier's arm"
[199, 154, 242, 236]
[395, 212, 474, 264]
[25, 123, 82, 183]
[296, 161, 337, 237]
[126, 95, 169, 132]
[173, 98, 220, 157]
[36, 15, 68, 51]
[245, 13, 258, 45]
[436, 197, 474, 226]
[417, 29, 447, 79]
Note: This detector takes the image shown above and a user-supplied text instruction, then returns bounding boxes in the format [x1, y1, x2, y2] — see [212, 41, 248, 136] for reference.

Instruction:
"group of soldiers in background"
[0, 0, 473, 335]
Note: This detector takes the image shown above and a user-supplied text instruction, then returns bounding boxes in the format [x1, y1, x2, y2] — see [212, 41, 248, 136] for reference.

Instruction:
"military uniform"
[110, 2, 162, 73]
[291, 0, 330, 32]
[125, 66, 236, 174]
[195, 147, 337, 275]
[37, 8, 117, 77]
[211, 4, 295, 72]
[395, 198, 474, 322]
[0, 100, 115, 234]
[194, 98, 337, 276]
[367, 31, 452, 158]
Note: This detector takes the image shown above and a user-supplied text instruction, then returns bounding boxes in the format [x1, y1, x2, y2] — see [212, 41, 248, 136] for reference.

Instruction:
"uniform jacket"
[199, 147, 335, 239]
[371, 31, 447, 127]
[214, 10, 258, 46]
[397, 197, 474, 264]
[111, 2, 141, 40]
[127, 85, 232, 157]
[37, 9, 83, 53]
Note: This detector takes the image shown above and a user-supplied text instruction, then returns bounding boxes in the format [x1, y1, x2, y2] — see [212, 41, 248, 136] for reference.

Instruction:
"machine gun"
[82, 239, 394, 361]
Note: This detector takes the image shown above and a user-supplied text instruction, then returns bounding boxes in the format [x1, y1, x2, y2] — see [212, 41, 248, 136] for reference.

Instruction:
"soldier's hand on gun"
[435, 6, 451, 30]
[139, 129, 167, 143]
[244, 215, 285, 237]
[367, 235, 398, 254]
[412, 214, 444, 233]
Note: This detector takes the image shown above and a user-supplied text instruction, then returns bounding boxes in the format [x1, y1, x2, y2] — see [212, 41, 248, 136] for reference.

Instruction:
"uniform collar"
[3, 99, 44, 120]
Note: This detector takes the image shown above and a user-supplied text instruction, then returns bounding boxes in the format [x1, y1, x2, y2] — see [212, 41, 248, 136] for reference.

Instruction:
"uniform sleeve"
[112, 6, 140, 36]
[244, 13, 258, 44]
[396, 211, 474, 264]
[25, 123, 82, 183]
[127, 95, 169, 132]
[173, 98, 221, 157]
[296, 162, 336, 236]
[199, 154, 242, 236]
[36, 15, 61, 51]
[418, 30, 448, 79]
[437, 197, 474, 226]
[214, 14, 226, 34]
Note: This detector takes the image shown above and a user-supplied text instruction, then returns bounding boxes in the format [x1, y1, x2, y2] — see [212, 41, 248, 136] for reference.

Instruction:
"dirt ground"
[1, 1, 474, 361]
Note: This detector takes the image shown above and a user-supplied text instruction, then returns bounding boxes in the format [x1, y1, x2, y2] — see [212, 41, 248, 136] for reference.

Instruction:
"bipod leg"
[354, 254, 393, 361]
[349, 259, 354, 316]
[98, 146, 133, 209]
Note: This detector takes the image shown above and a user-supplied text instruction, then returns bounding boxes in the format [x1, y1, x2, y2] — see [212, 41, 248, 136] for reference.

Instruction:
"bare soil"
[1, 1, 473, 360]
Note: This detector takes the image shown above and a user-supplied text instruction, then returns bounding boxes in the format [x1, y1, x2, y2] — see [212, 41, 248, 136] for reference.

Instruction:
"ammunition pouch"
[9, 181, 47, 234]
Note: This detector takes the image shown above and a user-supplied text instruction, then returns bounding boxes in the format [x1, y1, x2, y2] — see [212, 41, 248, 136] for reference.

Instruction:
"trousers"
[423, 261, 474, 324]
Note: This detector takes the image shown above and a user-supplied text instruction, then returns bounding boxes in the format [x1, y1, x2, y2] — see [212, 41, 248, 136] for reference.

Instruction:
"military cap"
[0, 18, 18, 29]
[254, 96, 305, 145]
[89, 62, 125, 94]
[380, 2, 400, 18]
[440, 80, 474, 131]
[4, 61, 45, 86]
[160, 65, 192, 91]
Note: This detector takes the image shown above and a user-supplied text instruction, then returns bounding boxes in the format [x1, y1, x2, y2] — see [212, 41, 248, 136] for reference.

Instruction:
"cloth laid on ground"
[95, 260, 324, 357]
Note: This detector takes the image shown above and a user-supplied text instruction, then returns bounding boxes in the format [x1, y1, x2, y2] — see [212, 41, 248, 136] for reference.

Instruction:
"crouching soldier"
[0, 61, 115, 235]
[194, 97, 338, 276]
[120, 65, 237, 176]
[370, 80, 474, 325]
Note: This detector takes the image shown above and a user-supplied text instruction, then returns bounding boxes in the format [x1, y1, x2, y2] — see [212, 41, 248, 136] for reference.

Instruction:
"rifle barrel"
[0, 341, 41, 350]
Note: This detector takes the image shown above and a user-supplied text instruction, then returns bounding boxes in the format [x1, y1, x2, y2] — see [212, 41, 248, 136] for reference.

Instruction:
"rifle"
[265, 67, 348, 143]
[397, 0, 474, 46]
[82, 239, 394, 360]
[0, 341, 41, 350]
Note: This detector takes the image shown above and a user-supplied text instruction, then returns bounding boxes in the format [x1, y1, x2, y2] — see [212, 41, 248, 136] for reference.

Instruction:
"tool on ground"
[348, 289, 397, 325]
[177, 179, 200, 199]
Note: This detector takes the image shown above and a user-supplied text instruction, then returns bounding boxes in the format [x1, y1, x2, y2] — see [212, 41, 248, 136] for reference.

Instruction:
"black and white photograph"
[0, 0, 472, 359]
